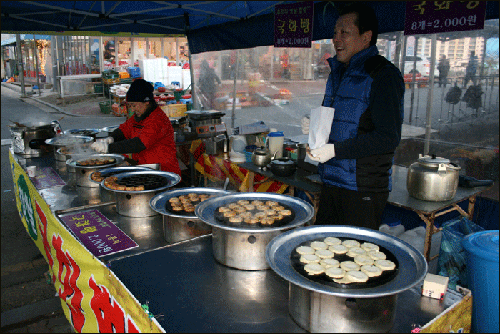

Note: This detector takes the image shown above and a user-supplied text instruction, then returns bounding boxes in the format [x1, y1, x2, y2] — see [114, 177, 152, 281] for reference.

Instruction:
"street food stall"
[8, 112, 494, 332]
[4, 1, 499, 333]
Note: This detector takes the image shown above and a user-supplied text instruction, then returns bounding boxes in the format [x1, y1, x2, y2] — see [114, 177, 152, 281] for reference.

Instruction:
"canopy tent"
[2, 1, 498, 54]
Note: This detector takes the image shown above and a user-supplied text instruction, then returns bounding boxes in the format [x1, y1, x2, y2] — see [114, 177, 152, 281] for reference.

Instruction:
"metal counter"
[108, 235, 465, 333]
[15, 151, 170, 262]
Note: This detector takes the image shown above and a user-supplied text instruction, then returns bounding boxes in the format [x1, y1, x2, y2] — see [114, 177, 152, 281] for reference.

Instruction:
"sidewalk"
[1, 82, 117, 118]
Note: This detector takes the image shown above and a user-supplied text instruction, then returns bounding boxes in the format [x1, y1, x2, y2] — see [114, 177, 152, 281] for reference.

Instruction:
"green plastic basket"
[99, 101, 111, 114]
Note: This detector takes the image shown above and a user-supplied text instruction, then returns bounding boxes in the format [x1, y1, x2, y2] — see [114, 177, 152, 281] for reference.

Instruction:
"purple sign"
[59, 209, 138, 257]
[274, 2, 313, 48]
[404, 1, 486, 36]
[31, 167, 66, 190]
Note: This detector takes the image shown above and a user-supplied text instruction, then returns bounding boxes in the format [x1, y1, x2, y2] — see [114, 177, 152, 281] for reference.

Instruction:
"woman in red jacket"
[91, 79, 181, 176]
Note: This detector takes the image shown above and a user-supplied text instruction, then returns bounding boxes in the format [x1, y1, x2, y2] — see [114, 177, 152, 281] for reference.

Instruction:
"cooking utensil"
[89, 166, 153, 202]
[45, 135, 94, 148]
[102, 170, 181, 217]
[63, 128, 100, 138]
[270, 158, 297, 177]
[10, 121, 60, 157]
[266, 225, 427, 333]
[195, 192, 314, 270]
[150, 188, 231, 244]
[251, 147, 272, 168]
[66, 154, 125, 187]
[407, 154, 461, 202]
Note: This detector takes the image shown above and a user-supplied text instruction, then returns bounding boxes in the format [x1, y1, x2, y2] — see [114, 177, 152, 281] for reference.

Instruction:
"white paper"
[308, 106, 335, 150]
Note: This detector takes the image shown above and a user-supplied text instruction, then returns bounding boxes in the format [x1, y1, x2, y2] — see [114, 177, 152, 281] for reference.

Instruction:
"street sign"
[274, 2, 313, 48]
[404, 1, 486, 36]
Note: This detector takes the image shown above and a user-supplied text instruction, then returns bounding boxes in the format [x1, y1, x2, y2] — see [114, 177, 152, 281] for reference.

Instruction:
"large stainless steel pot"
[66, 154, 125, 187]
[266, 226, 428, 333]
[407, 154, 461, 202]
[10, 121, 60, 157]
[195, 193, 314, 270]
[102, 171, 180, 217]
[150, 188, 231, 244]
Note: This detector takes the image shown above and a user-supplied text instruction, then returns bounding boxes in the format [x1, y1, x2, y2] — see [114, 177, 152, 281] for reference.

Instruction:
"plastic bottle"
[379, 222, 405, 238]
[413, 226, 443, 274]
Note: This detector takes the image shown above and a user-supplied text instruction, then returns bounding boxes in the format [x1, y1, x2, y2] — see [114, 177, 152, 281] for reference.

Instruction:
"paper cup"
[26, 166, 37, 177]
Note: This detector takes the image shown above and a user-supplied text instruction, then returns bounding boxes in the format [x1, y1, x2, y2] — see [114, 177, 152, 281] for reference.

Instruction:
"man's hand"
[91, 140, 109, 153]
[300, 116, 310, 135]
[103, 137, 114, 144]
[308, 144, 335, 163]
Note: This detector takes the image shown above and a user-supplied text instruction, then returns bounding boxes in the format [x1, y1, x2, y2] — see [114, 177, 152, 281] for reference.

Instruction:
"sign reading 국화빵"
[404, 1, 486, 36]
[274, 2, 314, 48]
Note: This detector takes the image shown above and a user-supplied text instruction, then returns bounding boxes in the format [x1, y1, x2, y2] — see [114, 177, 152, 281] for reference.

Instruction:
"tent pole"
[187, 38, 198, 110]
[16, 34, 26, 98]
[231, 49, 240, 130]
[424, 33, 437, 156]
[33, 36, 41, 96]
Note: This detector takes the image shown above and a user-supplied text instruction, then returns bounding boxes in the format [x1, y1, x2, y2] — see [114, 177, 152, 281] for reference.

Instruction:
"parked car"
[403, 56, 438, 78]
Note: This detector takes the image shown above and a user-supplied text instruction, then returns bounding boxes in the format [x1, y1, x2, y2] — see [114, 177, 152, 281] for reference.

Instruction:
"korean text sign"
[404, 1, 486, 35]
[274, 2, 313, 48]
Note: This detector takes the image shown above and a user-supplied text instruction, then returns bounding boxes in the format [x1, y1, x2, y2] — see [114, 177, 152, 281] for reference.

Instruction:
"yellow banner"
[9, 151, 164, 333]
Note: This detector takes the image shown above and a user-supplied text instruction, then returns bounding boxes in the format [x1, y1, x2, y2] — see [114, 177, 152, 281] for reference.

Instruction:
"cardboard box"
[422, 273, 449, 300]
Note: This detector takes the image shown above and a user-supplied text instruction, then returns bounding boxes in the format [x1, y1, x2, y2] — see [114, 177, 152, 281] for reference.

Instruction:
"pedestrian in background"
[437, 54, 450, 88]
[463, 51, 478, 87]
[198, 59, 221, 109]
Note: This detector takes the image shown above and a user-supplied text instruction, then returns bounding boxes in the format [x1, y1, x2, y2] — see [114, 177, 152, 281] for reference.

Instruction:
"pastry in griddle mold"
[261, 217, 274, 225]
[281, 209, 292, 216]
[360, 265, 383, 277]
[169, 197, 181, 203]
[237, 200, 250, 206]
[342, 239, 360, 248]
[346, 270, 369, 283]
[218, 206, 231, 213]
[228, 203, 240, 209]
[325, 267, 345, 279]
[251, 200, 264, 206]
[329, 244, 348, 254]
[266, 201, 278, 207]
[374, 259, 396, 271]
[310, 241, 328, 250]
[340, 261, 360, 272]
[324, 236, 342, 246]
[353, 255, 374, 266]
[244, 204, 255, 211]
[368, 250, 387, 260]
[346, 246, 367, 257]
[296, 246, 315, 255]
[223, 211, 236, 218]
[315, 249, 335, 259]
[304, 263, 325, 275]
[361, 242, 380, 252]
[229, 215, 243, 223]
[333, 276, 353, 284]
[300, 254, 320, 263]
[320, 258, 340, 268]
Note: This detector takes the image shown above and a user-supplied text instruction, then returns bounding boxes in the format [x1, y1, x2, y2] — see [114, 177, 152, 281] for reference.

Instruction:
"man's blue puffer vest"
[319, 45, 401, 192]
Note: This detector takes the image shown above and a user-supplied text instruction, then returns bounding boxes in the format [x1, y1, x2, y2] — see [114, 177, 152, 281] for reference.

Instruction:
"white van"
[403, 56, 439, 77]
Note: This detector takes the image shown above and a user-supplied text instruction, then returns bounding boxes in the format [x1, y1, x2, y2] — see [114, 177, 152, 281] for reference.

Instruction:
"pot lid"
[462, 230, 499, 262]
[254, 147, 270, 155]
[66, 153, 125, 169]
[45, 135, 94, 147]
[266, 226, 428, 298]
[418, 155, 450, 167]
[195, 192, 313, 233]
[268, 131, 284, 137]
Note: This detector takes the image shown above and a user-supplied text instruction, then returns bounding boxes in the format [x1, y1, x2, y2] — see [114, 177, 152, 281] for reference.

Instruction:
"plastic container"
[267, 131, 285, 158]
[462, 230, 499, 333]
[99, 101, 111, 114]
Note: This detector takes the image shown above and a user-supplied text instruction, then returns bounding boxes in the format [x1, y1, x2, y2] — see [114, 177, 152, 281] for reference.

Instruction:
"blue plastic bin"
[462, 230, 499, 333]
[127, 67, 141, 78]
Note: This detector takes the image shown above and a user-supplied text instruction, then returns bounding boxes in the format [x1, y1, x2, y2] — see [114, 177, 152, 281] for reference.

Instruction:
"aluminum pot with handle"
[251, 147, 272, 168]
[407, 154, 461, 202]
[9, 120, 61, 157]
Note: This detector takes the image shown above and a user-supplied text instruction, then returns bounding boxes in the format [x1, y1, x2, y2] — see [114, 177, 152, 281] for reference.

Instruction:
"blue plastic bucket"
[462, 230, 499, 333]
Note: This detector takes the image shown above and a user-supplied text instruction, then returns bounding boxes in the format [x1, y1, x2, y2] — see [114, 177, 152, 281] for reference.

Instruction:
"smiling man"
[306, 3, 405, 229]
